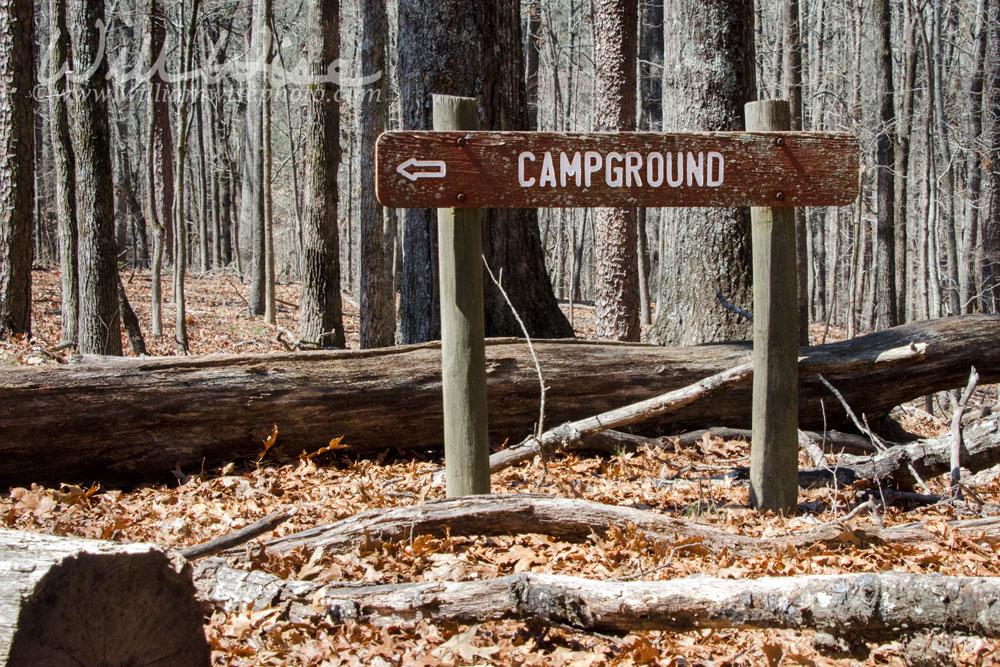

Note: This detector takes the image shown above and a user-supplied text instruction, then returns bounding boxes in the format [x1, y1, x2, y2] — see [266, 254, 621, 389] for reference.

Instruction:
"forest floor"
[2, 268, 1000, 666]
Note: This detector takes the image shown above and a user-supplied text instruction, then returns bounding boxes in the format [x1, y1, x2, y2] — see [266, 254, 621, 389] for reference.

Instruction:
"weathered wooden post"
[745, 100, 799, 513]
[433, 94, 490, 497]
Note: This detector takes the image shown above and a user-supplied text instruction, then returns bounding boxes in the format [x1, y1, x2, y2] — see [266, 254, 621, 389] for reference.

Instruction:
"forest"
[1, 0, 1000, 664]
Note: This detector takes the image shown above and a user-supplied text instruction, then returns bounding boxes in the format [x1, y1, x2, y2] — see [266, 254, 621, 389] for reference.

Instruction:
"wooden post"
[745, 100, 799, 513]
[433, 95, 490, 497]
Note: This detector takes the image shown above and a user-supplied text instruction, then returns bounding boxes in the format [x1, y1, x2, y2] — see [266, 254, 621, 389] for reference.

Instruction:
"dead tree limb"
[0, 316, 996, 486]
[180, 510, 294, 560]
[240, 494, 1000, 559]
[950, 367, 980, 497]
[0, 529, 210, 666]
[193, 563, 1000, 646]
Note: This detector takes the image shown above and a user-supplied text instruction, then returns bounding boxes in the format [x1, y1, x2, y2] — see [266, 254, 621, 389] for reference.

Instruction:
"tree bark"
[0, 0, 34, 337]
[48, 0, 77, 344]
[651, 0, 755, 345]
[0, 316, 996, 486]
[243, 0, 267, 316]
[243, 494, 1000, 559]
[396, 0, 571, 343]
[591, 0, 640, 341]
[0, 530, 210, 666]
[358, 0, 393, 349]
[70, 0, 121, 356]
[194, 562, 1000, 647]
[298, 0, 346, 349]
[873, 0, 897, 330]
[985, 0, 1000, 313]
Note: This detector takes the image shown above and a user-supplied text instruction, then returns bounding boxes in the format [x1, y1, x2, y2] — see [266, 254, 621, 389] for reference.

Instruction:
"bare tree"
[873, 0, 897, 329]
[986, 0, 1000, 312]
[650, 0, 755, 345]
[299, 0, 345, 348]
[48, 0, 77, 344]
[592, 0, 640, 341]
[146, 0, 173, 337]
[0, 0, 34, 337]
[358, 0, 393, 348]
[70, 0, 121, 356]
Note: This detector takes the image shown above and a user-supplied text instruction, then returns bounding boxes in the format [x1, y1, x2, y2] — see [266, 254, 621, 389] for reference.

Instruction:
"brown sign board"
[376, 131, 859, 209]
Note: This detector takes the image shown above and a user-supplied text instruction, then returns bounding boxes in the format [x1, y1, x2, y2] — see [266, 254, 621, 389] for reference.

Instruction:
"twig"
[714, 290, 753, 321]
[950, 366, 980, 499]
[483, 257, 549, 487]
[181, 510, 294, 560]
[815, 373, 888, 451]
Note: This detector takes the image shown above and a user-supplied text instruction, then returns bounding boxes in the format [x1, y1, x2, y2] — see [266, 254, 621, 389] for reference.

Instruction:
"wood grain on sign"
[376, 131, 859, 209]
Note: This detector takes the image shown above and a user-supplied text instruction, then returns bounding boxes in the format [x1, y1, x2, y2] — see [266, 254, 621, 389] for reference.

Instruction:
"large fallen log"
[193, 562, 1000, 646]
[1, 315, 997, 486]
[233, 494, 1000, 558]
[0, 529, 209, 666]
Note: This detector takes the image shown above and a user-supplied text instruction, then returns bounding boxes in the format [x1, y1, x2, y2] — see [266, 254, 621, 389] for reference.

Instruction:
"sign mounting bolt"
[775, 191, 786, 201]
[456, 192, 467, 203]
[775, 137, 785, 147]
[457, 137, 467, 146]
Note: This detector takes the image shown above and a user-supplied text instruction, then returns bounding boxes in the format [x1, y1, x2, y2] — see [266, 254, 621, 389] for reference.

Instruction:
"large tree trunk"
[0, 530, 210, 666]
[985, 0, 1000, 314]
[298, 0, 346, 348]
[591, 0, 640, 341]
[242, 0, 267, 316]
[873, 0, 897, 330]
[194, 562, 1000, 649]
[358, 0, 393, 349]
[48, 0, 77, 344]
[650, 0, 755, 345]
[0, 0, 34, 337]
[146, 0, 173, 339]
[70, 0, 122, 356]
[396, 0, 571, 344]
[0, 316, 996, 486]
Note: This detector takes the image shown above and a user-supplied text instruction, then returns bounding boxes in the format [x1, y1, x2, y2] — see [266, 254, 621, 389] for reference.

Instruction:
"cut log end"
[1, 531, 210, 667]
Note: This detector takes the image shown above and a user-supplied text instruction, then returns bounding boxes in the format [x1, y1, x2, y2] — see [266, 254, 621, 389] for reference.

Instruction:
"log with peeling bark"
[231, 494, 1000, 558]
[0, 529, 209, 666]
[786, 418, 1000, 490]
[193, 562, 1000, 647]
[0, 315, 997, 486]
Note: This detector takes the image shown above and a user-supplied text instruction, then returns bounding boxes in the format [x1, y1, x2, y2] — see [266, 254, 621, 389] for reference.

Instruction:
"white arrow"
[396, 158, 447, 181]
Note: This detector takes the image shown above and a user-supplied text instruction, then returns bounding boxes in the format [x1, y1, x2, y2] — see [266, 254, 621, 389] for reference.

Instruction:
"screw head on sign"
[776, 191, 786, 201]
[456, 192, 468, 203]
[775, 137, 786, 147]
[457, 137, 467, 146]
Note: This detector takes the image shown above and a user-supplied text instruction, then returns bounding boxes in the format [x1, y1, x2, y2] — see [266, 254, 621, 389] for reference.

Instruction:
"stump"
[0, 530, 210, 667]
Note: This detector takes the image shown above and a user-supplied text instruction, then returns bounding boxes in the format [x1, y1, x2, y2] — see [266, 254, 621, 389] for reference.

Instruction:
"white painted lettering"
[667, 152, 683, 187]
[606, 152, 624, 187]
[540, 151, 557, 187]
[518, 152, 536, 187]
[560, 151, 582, 186]
[707, 151, 724, 186]
[686, 151, 704, 187]
[646, 152, 664, 187]
[584, 151, 602, 187]
[625, 152, 643, 187]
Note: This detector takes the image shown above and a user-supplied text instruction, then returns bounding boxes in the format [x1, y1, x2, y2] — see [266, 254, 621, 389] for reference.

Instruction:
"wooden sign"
[376, 131, 859, 209]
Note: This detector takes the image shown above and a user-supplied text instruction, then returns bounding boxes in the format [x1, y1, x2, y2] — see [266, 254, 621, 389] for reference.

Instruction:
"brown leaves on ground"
[3, 418, 1000, 665]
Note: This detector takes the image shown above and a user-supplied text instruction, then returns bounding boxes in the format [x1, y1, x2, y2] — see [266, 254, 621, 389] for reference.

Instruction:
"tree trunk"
[0, 529, 210, 666]
[243, 0, 266, 316]
[397, 0, 571, 343]
[0, 316, 996, 487]
[591, 0, 640, 341]
[873, 0, 897, 330]
[194, 561, 1000, 648]
[651, 0, 755, 345]
[359, 0, 393, 349]
[894, 0, 918, 324]
[0, 0, 34, 337]
[48, 0, 77, 344]
[985, 0, 1000, 313]
[962, 0, 988, 314]
[298, 0, 346, 348]
[70, 0, 121, 356]
[146, 0, 172, 337]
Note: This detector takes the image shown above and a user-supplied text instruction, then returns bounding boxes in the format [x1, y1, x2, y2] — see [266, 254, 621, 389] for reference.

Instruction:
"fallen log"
[0, 529, 209, 666]
[1, 315, 997, 486]
[783, 418, 1000, 490]
[193, 562, 1000, 646]
[236, 493, 1000, 558]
